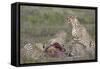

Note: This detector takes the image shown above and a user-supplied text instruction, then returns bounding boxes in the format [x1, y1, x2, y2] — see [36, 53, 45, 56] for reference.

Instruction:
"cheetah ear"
[65, 17, 68, 23]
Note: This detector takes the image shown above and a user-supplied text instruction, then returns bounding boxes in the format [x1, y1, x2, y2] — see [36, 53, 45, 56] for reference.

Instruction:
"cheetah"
[66, 16, 95, 48]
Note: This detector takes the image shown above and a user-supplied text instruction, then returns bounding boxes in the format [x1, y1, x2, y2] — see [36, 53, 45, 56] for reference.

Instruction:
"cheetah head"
[66, 16, 77, 24]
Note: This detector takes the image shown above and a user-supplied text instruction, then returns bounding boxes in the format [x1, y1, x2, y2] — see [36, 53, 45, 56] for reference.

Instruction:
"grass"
[20, 6, 96, 63]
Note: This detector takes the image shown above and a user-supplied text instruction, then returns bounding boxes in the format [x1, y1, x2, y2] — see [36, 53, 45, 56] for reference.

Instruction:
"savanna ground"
[20, 6, 95, 64]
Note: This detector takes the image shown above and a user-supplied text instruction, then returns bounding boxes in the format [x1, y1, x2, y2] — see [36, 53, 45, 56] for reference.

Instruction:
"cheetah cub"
[66, 16, 95, 48]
